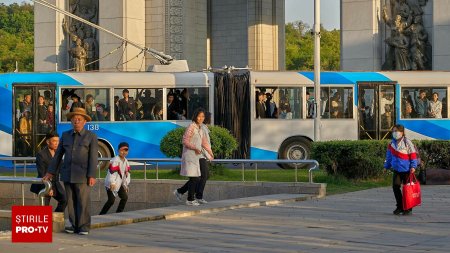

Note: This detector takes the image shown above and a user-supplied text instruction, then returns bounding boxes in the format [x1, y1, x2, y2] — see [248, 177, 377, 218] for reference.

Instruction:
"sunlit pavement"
[1, 185, 449, 252]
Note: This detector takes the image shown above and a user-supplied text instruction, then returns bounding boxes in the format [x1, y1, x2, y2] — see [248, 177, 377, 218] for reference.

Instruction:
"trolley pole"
[313, 0, 321, 141]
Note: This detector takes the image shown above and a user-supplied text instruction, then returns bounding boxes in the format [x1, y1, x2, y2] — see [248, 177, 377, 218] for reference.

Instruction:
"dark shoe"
[393, 208, 403, 215]
[65, 227, 75, 234]
[403, 209, 412, 215]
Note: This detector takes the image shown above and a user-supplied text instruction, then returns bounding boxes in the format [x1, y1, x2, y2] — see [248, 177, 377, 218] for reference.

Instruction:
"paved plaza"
[1, 185, 449, 252]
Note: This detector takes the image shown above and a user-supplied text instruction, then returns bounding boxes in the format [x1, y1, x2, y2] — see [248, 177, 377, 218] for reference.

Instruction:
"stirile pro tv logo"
[12, 206, 52, 243]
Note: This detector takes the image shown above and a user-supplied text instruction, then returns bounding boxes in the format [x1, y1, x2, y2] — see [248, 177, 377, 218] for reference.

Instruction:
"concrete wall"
[34, 0, 283, 72]
[99, 0, 146, 71]
[34, 0, 67, 72]
[145, 0, 166, 68]
[209, 0, 248, 68]
[433, 0, 450, 70]
[0, 180, 325, 215]
[340, 0, 381, 71]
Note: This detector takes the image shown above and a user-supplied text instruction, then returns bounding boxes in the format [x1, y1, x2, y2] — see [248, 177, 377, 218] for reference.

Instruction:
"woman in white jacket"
[99, 142, 131, 215]
[173, 108, 213, 206]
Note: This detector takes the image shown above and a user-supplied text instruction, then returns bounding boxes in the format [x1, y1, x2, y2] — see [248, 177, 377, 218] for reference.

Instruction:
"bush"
[415, 140, 450, 170]
[160, 125, 238, 159]
[312, 140, 388, 180]
[312, 140, 450, 180]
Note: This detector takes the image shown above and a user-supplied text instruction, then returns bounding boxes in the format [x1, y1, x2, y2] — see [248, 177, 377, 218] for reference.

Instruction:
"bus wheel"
[278, 137, 311, 169]
[98, 141, 112, 172]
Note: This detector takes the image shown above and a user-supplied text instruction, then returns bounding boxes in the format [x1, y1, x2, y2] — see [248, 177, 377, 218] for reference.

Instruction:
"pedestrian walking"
[173, 108, 213, 206]
[195, 112, 214, 204]
[384, 124, 418, 215]
[43, 107, 98, 235]
[99, 142, 131, 215]
[30, 132, 67, 212]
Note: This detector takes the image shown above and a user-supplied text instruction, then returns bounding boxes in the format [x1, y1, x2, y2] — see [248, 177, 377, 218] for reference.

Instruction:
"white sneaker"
[173, 189, 182, 202]
[196, 199, 208, 204]
[186, 200, 200, 206]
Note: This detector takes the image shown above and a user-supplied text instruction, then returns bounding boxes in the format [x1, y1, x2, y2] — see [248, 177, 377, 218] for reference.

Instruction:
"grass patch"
[0, 168, 392, 196]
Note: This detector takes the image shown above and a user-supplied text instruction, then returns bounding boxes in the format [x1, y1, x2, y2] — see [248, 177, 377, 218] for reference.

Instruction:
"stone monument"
[341, 0, 450, 71]
[34, 0, 285, 72]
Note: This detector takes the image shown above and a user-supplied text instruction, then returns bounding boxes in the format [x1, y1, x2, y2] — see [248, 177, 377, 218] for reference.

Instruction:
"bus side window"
[402, 87, 447, 119]
[321, 87, 353, 119]
[255, 87, 282, 119]
[62, 88, 110, 122]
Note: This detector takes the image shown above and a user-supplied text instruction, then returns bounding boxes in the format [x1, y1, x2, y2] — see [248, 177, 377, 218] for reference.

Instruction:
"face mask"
[392, 131, 403, 140]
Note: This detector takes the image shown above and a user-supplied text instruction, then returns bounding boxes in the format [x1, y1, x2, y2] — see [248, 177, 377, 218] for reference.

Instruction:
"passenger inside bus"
[37, 96, 48, 133]
[18, 109, 32, 156]
[70, 93, 84, 112]
[84, 94, 98, 121]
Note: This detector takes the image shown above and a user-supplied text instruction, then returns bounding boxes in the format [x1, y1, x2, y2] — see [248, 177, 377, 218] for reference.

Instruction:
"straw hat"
[66, 107, 92, 122]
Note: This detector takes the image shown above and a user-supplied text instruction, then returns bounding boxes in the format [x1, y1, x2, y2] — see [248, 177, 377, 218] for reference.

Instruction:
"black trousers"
[392, 171, 411, 210]
[195, 158, 209, 199]
[99, 186, 128, 215]
[44, 181, 67, 212]
[64, 182, 91, 233]
[178, 177, 200, 201]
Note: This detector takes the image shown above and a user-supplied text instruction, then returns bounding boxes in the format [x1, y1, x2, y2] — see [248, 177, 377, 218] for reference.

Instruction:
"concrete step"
[91, 193, 318, 229]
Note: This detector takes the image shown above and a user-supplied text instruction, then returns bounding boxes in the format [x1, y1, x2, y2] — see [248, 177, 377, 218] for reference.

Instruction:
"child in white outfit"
[99, 142, 131, 215]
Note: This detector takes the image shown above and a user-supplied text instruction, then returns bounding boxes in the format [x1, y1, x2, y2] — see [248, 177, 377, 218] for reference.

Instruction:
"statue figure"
[418, 0, 428, 7]
[83, 29, 98, 70]
[407, 15, 429, 70]
[406, 0, 423, 17]
[69, 38, 87, 72]
[69, 0, 80, 13]
[382, 0, 431, 70]
[384, 15, 411, 70]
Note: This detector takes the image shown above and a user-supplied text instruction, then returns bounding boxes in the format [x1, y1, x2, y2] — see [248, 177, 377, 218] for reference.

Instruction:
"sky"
[4, 0, 340, 30]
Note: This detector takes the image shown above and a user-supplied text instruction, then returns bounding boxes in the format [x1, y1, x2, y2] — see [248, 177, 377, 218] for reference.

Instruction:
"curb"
[91, 194, 317, 229]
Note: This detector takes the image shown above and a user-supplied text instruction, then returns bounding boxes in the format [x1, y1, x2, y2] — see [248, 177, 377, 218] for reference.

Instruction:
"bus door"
[13, 84, 56, 157]
[357, 82, 396, 140]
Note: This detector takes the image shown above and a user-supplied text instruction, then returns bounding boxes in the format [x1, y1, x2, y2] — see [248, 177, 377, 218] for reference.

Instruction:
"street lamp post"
[314, 0, 321, 141]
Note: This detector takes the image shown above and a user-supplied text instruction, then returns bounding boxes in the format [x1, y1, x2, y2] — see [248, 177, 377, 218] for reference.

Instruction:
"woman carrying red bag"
[384, 124, 418, 215]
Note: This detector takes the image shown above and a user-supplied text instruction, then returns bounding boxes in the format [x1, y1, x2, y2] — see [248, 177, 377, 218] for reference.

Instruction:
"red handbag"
[402, 173, 421, 210]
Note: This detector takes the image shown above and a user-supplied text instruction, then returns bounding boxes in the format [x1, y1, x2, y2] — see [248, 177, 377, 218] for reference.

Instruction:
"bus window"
[306, 87, 315, 118]
[14, 85, 55, 157]
[167, 88, 209, 120]
[401, 87, 447, 119]
[380, 87, 395, 129]
[15, 89, 33, 156]
[321, 87, 353, 119]
[255, 87, 302, 120]
[136, 88, 163, 120]
[62, 88, 111, 122]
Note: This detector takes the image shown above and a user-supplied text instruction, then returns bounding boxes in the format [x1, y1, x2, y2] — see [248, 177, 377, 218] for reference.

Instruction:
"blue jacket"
[384, 137, 418, 172]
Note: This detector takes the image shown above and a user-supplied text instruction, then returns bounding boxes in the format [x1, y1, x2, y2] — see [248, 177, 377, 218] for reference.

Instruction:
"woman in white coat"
[173, 108, 213, 206]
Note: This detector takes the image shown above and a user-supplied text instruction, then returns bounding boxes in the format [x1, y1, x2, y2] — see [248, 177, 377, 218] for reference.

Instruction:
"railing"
[1, 157, 320, 183]
[97, 158, 320, 183]
[0, 177, 52, 206]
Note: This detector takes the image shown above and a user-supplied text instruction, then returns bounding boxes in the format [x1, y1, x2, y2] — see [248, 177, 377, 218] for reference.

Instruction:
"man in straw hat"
[43, 107, 98, 235]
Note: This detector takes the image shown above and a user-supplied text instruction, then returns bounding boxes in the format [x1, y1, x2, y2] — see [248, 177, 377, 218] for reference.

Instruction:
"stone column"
[433, 0, 450, 70]
[340, 0, 382, 71]
[145, 0, 166, 67]
[248, 0, 284, 71]
[34, 0, 67, 72]
[98, 0, 145, 71]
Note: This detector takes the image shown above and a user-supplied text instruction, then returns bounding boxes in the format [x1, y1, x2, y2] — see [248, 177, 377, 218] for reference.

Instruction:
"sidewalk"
[1, 185, 449, 252]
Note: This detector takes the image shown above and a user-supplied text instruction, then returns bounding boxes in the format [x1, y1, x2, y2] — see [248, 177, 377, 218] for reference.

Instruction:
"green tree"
[0, 3, 34, 72]
[285, 21, 340, 71]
